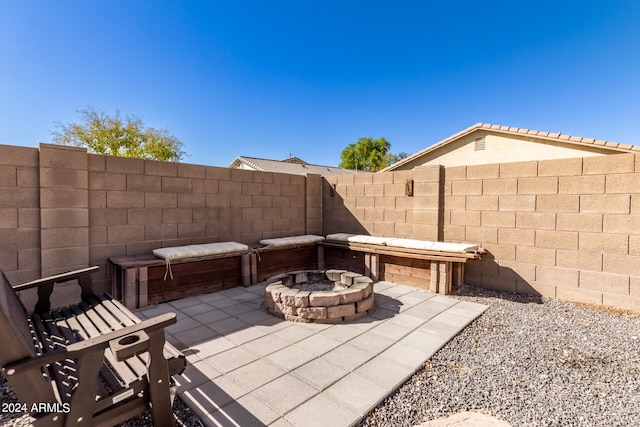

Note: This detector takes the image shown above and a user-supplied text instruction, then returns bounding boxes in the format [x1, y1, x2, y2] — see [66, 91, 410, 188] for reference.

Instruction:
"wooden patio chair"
[0, 266, 186, 427]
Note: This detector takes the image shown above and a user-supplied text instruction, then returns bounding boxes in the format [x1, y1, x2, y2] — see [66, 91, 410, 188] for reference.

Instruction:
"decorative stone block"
[356, 293, 376, 313]
[336, 288, 364, 304]
[297, 307, 327, 320]
[280, 289, 299, 305]
[309, 291, 341, 307]
[325, 269, 346, 281]
[327, 303, 356, 319]
[351, 282, 373, 298]
[294, 290, 310, 307]
[341, 271, 360, 286]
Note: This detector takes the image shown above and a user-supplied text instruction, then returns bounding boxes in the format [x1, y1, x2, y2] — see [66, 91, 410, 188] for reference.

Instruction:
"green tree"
[51, 108, 186, 162]
[386, 151, 409, 166]
[339, 136, 391, 171]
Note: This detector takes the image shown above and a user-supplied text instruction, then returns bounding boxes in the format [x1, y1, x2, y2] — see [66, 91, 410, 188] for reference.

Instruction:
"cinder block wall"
[86, 153, 312, 293]
[321, 153, 639, 312]
[2, 142, 638, 311]
[442, 153, 640, 311]
[0, 144, 41, 284]
[322, 166, 442, 240]
[1, 144, 317, 304]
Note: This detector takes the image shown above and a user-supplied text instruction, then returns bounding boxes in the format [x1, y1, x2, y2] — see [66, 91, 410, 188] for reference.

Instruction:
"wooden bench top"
[321, 240, 483, 263]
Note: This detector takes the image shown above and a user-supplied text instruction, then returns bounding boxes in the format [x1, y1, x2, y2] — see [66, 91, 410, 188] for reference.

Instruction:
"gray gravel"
[360, 285, 640, 427]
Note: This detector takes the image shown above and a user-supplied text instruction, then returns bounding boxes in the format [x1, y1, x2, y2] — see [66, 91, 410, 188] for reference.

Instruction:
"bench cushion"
[384, 238, 479, 254]
[325, 233, 479, 253]
[325, 233, 392, 245]
[260, 235, 325, 247]
[152, 242, 249, 260]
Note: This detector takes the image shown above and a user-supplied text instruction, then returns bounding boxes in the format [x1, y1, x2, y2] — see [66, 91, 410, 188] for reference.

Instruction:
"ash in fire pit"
[264, 269, 376, 323]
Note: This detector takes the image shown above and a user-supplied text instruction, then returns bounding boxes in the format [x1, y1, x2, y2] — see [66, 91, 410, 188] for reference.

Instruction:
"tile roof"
[229, 156, 368, 176]
[383, 122, 639, 171]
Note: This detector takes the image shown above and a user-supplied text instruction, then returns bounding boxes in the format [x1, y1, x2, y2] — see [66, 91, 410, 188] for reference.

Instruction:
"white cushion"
[260, 235, 325, 247]
[348, 235, 393, 245]
[326, 233, 478, 254]
[325, 233, 357, 242]
[385, 238, 479, 253]
[325, 233, 392, 245]
[153, 242, 249, 260]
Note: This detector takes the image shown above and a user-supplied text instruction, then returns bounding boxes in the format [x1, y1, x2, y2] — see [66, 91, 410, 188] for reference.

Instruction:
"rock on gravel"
[360, 285, 640, 427]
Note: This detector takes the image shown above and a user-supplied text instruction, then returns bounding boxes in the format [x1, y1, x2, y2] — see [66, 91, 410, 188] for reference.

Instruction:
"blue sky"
[1, 1, 639, 168]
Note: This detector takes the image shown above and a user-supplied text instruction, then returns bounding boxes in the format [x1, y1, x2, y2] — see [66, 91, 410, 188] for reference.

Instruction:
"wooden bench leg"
[124, 269, 138, 309]
[369, 253, 379, 281]
[317, 245, 325, 270]
[241, 254, 251, 287]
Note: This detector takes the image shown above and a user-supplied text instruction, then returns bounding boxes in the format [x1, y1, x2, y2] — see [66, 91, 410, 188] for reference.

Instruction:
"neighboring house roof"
[383, 122, 639, 171]
[229, 156, 367, 176]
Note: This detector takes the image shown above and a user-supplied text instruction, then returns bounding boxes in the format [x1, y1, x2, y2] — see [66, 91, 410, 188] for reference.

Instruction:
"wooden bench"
[0, 266, 186, 427]
[321, 234, 483, 294]
[249, 235, 326, 284]
[110, 242, 252, 308]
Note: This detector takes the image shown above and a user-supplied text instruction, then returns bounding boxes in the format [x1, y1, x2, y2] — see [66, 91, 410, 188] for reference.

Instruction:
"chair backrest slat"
[0, 269, 37, 367]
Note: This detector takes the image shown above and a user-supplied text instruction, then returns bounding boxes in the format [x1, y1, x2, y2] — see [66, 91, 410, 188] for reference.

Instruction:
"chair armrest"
[12, 266, 100, 292]
[3, 312, 176, 375]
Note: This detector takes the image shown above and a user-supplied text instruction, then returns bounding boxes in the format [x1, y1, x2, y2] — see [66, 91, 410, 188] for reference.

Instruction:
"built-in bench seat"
[250, 235, 326, 284]
[110, 242, 251, 308]
[321, 233, 483, 294]
[259, 234, 325, 247]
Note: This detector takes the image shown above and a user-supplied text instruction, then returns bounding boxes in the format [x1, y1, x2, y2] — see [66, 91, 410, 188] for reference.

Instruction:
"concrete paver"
[252, 375, 318, 415]
[151, 281, 488, 427]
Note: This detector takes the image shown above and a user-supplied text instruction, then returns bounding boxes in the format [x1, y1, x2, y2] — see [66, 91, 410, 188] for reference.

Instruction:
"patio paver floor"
[137, 281, 487, 427]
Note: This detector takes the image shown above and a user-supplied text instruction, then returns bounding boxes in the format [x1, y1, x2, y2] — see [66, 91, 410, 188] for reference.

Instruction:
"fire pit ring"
[264, 269, 376, 323]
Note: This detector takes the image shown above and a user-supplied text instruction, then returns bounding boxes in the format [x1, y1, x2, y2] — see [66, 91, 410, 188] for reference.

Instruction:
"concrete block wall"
[442, 153, 640, 311]
[0, 144, 41, 284]
[0, 144, 315, 301]
[86, 153, 310, 292]
[2, 142, 638, 312]
[322, 166, 442, 240]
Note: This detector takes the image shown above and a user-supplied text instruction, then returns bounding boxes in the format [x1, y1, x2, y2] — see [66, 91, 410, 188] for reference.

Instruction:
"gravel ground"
[360, 285, 640, 427]
[3, 285, 639, 427]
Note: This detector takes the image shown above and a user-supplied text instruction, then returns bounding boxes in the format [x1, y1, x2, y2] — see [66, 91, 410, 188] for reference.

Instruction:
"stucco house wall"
[386, 123, 638, 171]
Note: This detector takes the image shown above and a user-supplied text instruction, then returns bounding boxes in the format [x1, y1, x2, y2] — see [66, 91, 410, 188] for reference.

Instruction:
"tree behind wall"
[339, 136, 391, 171]
[51, 108, 186, 162]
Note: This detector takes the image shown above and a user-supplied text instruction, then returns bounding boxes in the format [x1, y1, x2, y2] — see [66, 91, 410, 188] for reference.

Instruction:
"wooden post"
[124, 268, 138, 309]
[138, 267, 148, 308]
[370, 253, 379, 281]
[364, 253, 371, 278]
[317, 245, 325, 270]
[241, 254, 251, 287]
[250, 252, 258, 285]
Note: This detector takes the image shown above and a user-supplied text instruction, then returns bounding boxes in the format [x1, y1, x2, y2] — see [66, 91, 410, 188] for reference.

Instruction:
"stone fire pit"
[264, 269, 376, 323]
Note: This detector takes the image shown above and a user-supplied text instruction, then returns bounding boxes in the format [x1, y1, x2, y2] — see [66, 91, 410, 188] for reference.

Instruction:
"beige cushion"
[325, 233, 356, 242]
[385, 238, 479, 253]
[326, 234, 478, 253]
[260, 235, 325, 247]
[153, 242, 249, 260]
[325, 233, 391, 245]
